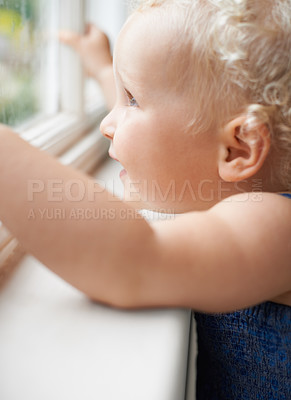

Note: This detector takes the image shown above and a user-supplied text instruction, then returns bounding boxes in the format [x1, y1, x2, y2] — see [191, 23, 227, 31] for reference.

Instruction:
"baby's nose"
[100, 113, 115, 140]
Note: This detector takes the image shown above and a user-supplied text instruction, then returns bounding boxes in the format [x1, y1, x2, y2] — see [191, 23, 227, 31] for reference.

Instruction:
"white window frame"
[0, 0, 128, 270]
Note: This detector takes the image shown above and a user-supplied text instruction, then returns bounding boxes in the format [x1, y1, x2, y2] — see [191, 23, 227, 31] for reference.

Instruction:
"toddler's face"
[101, 11, 220, 212]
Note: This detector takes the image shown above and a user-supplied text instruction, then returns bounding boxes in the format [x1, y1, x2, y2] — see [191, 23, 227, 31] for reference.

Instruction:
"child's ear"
[218, 115, 271, 182]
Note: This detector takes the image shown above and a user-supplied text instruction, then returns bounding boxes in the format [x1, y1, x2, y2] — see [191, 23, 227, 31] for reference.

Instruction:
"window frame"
[0, 0, 129, 270]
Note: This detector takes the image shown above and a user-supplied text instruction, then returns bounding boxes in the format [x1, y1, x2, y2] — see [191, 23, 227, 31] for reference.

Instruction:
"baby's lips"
[108, 147, 119, 162]
[108, 146, 128, 179]
[119, 169, 127, 179]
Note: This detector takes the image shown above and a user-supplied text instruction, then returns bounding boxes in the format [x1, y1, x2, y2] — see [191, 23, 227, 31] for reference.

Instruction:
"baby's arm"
[147, 193, 291, 312]
[0, 125, 290, 312]
[59, 24, 116, 109]
[0, 125, 153, 307]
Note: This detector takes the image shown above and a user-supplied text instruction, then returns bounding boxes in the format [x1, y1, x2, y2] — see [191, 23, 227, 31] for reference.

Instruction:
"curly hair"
[128, 0, 291, 190]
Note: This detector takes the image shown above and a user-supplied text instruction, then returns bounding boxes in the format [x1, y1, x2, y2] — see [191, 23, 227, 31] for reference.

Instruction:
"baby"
[2, 0, 291, 398]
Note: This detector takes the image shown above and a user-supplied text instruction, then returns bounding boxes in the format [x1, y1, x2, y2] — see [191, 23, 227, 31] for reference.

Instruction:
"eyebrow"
[116, 66, 145, 100]
[116, 67, 127, 85]
[117, 67, 139, 92]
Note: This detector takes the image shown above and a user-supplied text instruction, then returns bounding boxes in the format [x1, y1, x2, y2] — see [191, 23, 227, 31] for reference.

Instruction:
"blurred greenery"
[1, 0, 37, 22]
[0, 0, 39, 126]
[0, 71, 37, 126]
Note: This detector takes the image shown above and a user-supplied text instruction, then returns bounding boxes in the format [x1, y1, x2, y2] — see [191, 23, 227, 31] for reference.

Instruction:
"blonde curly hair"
[128, 0, 291, 190]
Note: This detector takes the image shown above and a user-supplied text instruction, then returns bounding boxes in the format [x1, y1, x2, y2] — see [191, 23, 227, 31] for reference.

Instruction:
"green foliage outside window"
[0, 0, 39, 126]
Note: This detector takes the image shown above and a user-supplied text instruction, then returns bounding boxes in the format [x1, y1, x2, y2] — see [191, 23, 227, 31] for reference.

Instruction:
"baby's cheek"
[115, 134, 138, 166]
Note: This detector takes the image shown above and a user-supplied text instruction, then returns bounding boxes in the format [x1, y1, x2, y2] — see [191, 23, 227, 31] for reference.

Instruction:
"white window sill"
[0, 158, 194, 400]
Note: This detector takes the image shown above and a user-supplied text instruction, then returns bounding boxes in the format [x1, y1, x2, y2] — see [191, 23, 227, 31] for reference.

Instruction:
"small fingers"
[85, 22, 96, 34]
[59, 30, 80, 48]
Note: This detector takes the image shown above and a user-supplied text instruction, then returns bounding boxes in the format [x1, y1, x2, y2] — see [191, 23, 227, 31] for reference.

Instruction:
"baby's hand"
[59, 24, 113, 83]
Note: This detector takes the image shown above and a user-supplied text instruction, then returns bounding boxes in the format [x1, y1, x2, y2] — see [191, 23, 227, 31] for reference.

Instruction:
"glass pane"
[84, 0, 128, 107]
[0, 0, 59, 127]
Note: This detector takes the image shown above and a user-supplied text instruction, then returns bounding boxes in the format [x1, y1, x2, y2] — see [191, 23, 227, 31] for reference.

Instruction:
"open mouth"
[108, 149, 127, 180]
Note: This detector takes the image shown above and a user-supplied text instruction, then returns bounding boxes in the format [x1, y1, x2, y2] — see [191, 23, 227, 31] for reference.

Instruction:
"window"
[0, 0, 51, 125]
[84, 0, 127, 106]
[0, 0, 128, 270]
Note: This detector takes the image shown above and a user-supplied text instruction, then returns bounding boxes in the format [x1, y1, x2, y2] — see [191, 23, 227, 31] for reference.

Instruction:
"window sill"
[0, 253, 191, 400]
[0, 102, 110, 270]
[0, 157, 192, 400]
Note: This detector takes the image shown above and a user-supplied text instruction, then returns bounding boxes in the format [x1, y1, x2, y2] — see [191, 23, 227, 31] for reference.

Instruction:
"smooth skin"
[0, 11, 290, 312]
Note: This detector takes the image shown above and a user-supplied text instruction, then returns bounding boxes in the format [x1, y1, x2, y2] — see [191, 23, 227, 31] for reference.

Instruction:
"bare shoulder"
[213, 192, 291, 306]
[211, 191, 291, 232]
[150, 192, 291, 311]
[209, 192, 291, 274]
[157, 191, 291, 250]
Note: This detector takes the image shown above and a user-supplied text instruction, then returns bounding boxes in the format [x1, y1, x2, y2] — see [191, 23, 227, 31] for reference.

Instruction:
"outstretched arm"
[0, 125, 154, 307]
[59, 24, 116, 109]
[0, 125, 290, 312]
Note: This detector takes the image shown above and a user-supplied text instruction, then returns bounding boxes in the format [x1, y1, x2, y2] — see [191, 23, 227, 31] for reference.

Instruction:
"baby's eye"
[129, 96, 138, 107]
[125, 88, 139, 107]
